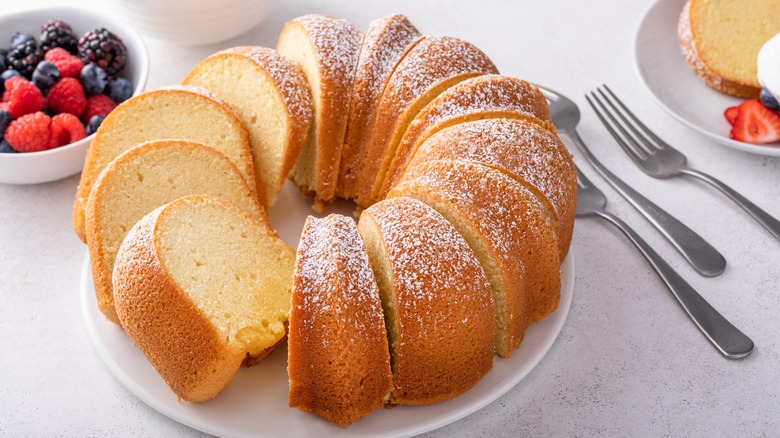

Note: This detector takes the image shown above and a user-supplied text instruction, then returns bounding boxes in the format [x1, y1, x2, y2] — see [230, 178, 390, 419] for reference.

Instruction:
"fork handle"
[595, 210, 754, 359]
[567, 130, 726, 277]
[680, 168, 780, 241]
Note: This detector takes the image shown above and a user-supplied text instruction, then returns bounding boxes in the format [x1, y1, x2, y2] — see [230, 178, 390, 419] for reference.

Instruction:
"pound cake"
[113, 195, 295, 402]
[182, 46, 313, 205]
[337, 14, 422, 199]
[85, 140, 267, 324]
[277, 14, 363, 206]
[679, 0, 780, 98]
[289, 214, 392, 427]
[358, 197, 494, 405]
[356, 35, 499, 207]
[404, 118, 576, 260]
[389, 160, 560, 355]
[73, 85, 258, 243]
[378, 75, 555, 200]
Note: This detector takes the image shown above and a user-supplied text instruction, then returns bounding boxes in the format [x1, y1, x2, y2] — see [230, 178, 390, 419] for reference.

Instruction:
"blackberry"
[40, 20, 79, 54]
[7, 41, 44, 78]
[78, 28, 127, 77]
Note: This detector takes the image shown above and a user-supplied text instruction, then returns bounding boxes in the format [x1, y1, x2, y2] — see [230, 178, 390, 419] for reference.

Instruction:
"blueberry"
[80, 64, 107, 95]
[0, 139, 17, 153]
[10, 32, 35, 50]
[105, 77, 133, 103]
[759, 88, 780, 110]
[86, 114, 105, 135]
[0, 69, 21, 93]
[0, 56, 5, 72]
[0, 110, 12, 138]
[31, 60, 60, 91]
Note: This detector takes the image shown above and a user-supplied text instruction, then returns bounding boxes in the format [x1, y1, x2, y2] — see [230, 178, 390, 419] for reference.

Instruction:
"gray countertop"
[3, 0, 779, 436]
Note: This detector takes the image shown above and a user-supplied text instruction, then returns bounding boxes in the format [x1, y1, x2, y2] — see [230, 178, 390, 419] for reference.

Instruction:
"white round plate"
[634, 0, 780, 156]
[80, 181, 574, 438]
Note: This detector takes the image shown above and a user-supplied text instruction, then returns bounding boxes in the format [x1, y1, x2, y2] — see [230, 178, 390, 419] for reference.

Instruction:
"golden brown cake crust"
[72, 85, 258, 243]
[390, 160, 561, 353]
[113, 201, 244, 402]
[678, 0, 760, 98]
[405, 118, 576, 261]
[278, 14, 363, 204]
[356, 35, 499, 208]
[288, 214, 392, 427]
[378, 75, 555, 200]
[182, 46, 313, 204]
[337, 14, 422, 199]
[360, 197, 494, 405]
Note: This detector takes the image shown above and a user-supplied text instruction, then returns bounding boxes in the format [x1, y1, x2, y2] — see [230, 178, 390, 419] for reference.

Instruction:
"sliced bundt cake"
[113, 195, 295, 402]
[277, 14, 363, 206]
[182, 46, 313, 205]
[289, 214, 393, 427]
[73, 85, 258, 243]
[357, 196, 494, 404]
[85, 140, 267, 324]
[337, 14, 422, 199]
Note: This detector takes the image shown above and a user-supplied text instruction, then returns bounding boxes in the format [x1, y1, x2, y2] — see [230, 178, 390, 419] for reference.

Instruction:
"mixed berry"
[724, 87, 780, 144]
[0, 20, 132, 153]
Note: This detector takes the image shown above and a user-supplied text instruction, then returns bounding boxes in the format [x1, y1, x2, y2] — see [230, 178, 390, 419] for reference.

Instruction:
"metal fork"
[575, 165, 754, 359]
[588, 85, 780, 241]
[535, 85, 726, 277]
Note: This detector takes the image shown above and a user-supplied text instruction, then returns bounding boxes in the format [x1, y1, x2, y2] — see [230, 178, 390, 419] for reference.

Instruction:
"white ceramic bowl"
[107, 0, 275, 46]
[0, 7, 148, 185]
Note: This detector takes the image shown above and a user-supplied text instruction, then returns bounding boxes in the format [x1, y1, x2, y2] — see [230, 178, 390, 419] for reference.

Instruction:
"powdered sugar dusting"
[364, 197, 492, 335]
[293, 214, 385, 348]
[295, 14, 363, 91]
[415, 118, 575, 236]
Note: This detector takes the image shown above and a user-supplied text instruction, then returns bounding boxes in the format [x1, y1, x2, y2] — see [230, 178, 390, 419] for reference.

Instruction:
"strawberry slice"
[724, 106, 739, 125]
[730, 99, 780, 144]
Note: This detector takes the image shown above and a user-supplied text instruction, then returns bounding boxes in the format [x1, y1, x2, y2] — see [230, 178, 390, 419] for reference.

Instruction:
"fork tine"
[574, 164, 591, 189]
[602, 85, 668, 149]
[585, 93, 648, 163]
[595, 87, 656, 156]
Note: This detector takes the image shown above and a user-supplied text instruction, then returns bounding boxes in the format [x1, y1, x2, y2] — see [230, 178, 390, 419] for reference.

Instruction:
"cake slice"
[182, 46, 313, 205]
[388, 160, 561, 355]
[358, 197, 494, 404]
[113, 195, 295, 402]
[288, 214, 392, 427]
[337, 14, 422, 199]
[85, 140, 267, 324]
[404, 118, 576, 261]
[277, 14, 363, 206]
[73, 85, 258, 243]
[679, 0, 780, 98]
[378, 75, 555, 200]
[356, 35, 498, 207]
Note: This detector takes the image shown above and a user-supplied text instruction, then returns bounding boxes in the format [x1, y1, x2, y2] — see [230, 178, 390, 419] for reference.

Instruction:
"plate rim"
[81, 251, 574, 437]
[633, 0, 780, 157]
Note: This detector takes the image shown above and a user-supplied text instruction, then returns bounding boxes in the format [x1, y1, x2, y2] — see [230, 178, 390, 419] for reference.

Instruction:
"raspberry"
[44, 48, 83, 78]
[81, 93, 116, 123]
[0, 102, 8, 111]
[6, 77, 46, 118]
[4, 111, 52, 153]
[49, 113, 86, 148]
[47, 78, 87, 116]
